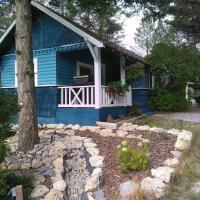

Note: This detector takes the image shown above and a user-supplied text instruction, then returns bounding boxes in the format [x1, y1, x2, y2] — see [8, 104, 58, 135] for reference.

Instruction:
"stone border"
[4, 124, 104, 200]
[63, 123, 193, 199]
[7, 123, 193, 200]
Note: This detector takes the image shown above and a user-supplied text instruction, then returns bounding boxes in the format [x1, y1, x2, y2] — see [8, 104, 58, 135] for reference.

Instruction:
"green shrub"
[0, 170, 9, 197]
[0, 170, 33, 200]
[148, 88, 189, 112]
[116, 141, 149, 172]
[0, 140, 10, 163]
[128, 102, 142, 117]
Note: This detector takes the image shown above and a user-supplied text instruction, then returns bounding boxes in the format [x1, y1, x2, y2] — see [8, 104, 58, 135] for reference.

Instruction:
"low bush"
[0, 140, 10, 163]
[128, 102, 142, 117]
[0, 170, 33, 200]
[116, 140, 149, 172]
[148, 88, 189, 112]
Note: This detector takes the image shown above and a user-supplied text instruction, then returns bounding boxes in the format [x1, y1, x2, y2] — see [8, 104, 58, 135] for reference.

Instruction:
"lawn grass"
[134, 115, 200, 200]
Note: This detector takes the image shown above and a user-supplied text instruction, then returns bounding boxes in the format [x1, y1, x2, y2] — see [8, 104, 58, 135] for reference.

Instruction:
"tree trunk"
[15, 0, 39, 151]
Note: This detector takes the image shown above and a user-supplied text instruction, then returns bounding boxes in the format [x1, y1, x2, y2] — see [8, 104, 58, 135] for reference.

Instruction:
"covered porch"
[57, 42, 133, 109]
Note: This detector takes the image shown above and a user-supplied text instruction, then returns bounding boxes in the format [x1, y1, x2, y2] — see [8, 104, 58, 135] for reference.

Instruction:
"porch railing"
[58, 85, 132, 108]
[58, 85, 95, 107]
[101, 86, 132, 107]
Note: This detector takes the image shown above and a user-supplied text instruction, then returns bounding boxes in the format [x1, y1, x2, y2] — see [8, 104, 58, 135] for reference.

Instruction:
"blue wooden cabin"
[0, 1, 153, 125]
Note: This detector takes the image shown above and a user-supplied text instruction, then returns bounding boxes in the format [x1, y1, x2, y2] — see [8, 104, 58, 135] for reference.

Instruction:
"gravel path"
[155, 112, 200, 123]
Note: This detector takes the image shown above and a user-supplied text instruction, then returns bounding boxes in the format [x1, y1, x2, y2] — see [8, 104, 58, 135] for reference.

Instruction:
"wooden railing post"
[16, 185, 23, 200]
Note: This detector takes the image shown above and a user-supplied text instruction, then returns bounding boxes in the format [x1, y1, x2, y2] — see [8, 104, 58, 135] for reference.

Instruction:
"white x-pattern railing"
[58, 85, 95, 107]
[58, 85, 132, 108]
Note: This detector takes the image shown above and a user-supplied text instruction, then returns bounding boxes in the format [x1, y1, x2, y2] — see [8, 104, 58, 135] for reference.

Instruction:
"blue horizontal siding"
[37, 52, 57, 85]
[56, 54, 76, 85]
[0, 52, 57, 87]
[0, 55, 15, 87]
[1, 7, 84, 55]
[133, 69, 150, 88]
[56, 49, 93, 85]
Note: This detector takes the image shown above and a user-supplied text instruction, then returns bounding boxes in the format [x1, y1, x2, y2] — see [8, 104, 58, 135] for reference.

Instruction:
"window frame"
[15, 57, 38, 87]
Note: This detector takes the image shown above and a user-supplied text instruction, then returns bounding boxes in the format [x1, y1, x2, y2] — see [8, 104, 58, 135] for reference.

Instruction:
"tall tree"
[15, 0, 39, 151]
[134, 19, 178, 55]
[125, 0, 200, 47]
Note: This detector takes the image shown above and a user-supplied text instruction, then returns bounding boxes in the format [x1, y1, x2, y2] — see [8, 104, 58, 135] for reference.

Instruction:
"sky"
[122, 15, 141, 48]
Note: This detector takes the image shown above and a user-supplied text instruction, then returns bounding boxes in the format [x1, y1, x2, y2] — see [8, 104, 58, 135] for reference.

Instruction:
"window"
[77, 61, 93, 77]
[15, 57, 38, 87]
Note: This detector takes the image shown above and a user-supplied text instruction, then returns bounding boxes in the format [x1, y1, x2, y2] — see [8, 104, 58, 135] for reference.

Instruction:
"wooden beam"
[120, 56, 126, 84]
[16, 185, 23, 200]
[94, 46, 102, 108]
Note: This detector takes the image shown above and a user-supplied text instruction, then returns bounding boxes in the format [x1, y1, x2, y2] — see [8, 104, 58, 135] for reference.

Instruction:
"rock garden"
[0, 120, 193, 200]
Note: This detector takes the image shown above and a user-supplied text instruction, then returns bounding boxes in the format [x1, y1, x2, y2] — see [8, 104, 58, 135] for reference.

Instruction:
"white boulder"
[31, 185, 49, 198]
[119, 180, 139, 199]
[164, 158, 180, 168]
[89, 156, 104, 168]
[53, 180, 67, 192]
[151, 166, 175, 183]
[141, 177, 167, 199]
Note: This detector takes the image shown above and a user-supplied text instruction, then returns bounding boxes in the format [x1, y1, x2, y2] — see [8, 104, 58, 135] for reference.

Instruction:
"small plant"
[128, 102, 142, 117]
[107, 81, 129, 95]
[0, 170, 33, 199]
[116, 140, 149, 172]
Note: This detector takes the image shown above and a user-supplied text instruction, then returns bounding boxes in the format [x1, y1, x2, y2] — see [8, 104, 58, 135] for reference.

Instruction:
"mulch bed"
[77, 130, 176, 200]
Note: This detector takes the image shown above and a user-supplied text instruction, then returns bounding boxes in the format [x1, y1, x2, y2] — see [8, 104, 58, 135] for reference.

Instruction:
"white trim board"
[0, 20, 15, 45]
[0, 1, 104, 48]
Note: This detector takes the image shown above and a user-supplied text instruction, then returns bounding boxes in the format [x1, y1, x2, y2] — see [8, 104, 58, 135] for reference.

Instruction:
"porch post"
[87, 41, 102, 108]
[120, 55, 126, 84]
[94, 47, 102, 108]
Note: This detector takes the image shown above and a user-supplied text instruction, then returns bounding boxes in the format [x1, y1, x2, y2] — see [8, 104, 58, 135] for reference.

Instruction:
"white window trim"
[15, 57, 38, 87]
[76, 61, 93, 76]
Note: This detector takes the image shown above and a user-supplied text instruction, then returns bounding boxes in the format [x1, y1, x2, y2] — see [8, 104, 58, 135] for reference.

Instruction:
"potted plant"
[107, 81, 129, 96]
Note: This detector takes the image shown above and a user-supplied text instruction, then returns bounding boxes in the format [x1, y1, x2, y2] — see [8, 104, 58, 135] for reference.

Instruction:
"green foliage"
[116, 140, 149, 172]
[0, 170, 9, 197]
[145, 43, 200, 89]
[107, 81, 129, 94]
[126, 62, 144, 84]
[134, 19, 174, 55]
[131, 0, 200, 47]
[0, 140, 10, 163]
[0, 89, 19, 125]
[128, 102, 142, 117]
[0, 89, 18, 163]
[0, 170, 33, 199]
[148, 88, 189, 112]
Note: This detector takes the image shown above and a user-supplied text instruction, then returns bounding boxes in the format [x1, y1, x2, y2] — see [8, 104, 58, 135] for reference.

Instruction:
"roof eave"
[31, 1, 104, 48]
[0, 20, 16, 46]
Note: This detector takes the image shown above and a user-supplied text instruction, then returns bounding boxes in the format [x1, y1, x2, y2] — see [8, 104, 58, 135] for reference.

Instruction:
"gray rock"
[191, 181, 200, 194]
[93, 190, 105, 200]
[96, 121, 117, 130]
[119, 180, 139, 198]
[53, 180, 67, 192]
[31, 185, 49, 198]
[32, 159, 43, 169]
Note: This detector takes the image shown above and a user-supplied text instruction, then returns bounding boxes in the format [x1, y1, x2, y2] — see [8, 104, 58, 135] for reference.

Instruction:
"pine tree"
[15, 0, 39, 151]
